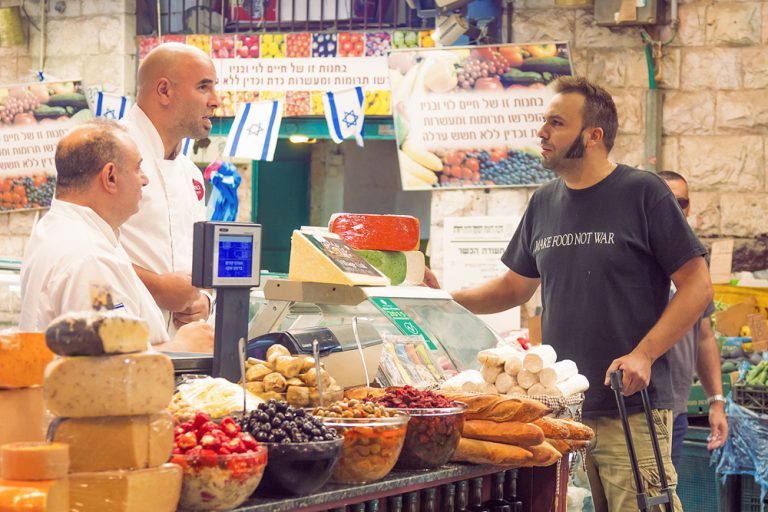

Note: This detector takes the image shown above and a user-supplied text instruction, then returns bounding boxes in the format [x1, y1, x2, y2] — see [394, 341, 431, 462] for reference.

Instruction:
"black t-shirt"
[502, 165, 707, 417]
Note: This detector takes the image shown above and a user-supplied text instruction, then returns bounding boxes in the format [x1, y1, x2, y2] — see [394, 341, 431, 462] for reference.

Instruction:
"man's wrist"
[707, 394, 726, 406]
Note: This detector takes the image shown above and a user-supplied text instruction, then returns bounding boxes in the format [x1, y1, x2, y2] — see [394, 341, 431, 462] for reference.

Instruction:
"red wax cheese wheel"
[0, 478, 68, 512]
[0, 333, 54, 388]
[0, 442, 69, 480]
[329, 213, 420, 251]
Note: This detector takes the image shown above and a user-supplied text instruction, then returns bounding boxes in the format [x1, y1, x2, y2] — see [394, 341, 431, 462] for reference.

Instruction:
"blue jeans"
[671, 413, 688, 472]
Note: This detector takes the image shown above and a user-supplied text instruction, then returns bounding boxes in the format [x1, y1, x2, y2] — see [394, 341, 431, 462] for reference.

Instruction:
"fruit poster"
[390, 42, 573, 190]
[137, 30, 431, 118]
[0, 80, 89, 212]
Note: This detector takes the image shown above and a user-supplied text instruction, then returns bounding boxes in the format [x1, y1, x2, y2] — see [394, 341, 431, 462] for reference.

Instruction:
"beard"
[540, 131, 586, 170]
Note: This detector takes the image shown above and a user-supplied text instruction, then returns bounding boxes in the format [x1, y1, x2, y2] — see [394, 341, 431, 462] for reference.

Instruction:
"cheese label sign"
[304, 233, 382, 277]
[371, 297, 437, 350]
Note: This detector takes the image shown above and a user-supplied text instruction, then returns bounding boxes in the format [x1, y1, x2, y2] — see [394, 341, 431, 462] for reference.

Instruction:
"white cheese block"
[288, 230, 390, 286]
[0, 387, 47, 445]
[48, 413, 173, 472]
[69, 463, 182, 512]
[44, 352, 174, 417]
[523, 344, 557, 373]
[539, 360, 578, 387]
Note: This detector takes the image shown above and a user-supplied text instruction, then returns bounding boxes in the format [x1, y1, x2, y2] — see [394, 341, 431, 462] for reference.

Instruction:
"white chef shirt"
[121, 105, 207, 332]
[19, 199, 169, 344]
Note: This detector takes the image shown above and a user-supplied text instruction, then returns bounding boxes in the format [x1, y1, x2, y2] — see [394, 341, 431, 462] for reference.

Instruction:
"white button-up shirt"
[20, 200, 168, 344]
[121, 105, 207, 332]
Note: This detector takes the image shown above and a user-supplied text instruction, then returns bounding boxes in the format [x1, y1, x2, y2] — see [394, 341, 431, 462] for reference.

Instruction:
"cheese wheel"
[44, 352, 174, 418]
[0, 443, 69, 480]
[45, 313, 149, 356]
[69, 463, 182, 512]
[0, 388, 46, 445]
[0, 333, 54, 389]
[523, 345, 557, 373]
[0, 478, 69, 511]
[48, 413, 173, 472]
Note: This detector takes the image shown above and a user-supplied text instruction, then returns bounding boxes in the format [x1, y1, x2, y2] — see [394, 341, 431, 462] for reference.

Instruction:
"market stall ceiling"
[138, 0, 429, 36]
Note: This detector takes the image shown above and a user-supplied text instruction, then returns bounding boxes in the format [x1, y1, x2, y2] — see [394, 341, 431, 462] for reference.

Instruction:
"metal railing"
[137, 0, 431, 36]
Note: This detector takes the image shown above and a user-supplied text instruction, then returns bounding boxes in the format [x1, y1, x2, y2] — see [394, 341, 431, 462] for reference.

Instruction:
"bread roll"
[451, 438, 532, 466]
[504, 354, 523, 376]
[267, 344, 291, 364]
[523, 345, 557, 373]
[494, 372, 515, 394]
[527, 383, 548, 396]
[245, 363, 272, 381]
[263, 372, 287, 392]
[517, 369, 538, 390]
[481, 364, 503, 384]
[463, 420, 544, 447]
[274, 355, 303, 378]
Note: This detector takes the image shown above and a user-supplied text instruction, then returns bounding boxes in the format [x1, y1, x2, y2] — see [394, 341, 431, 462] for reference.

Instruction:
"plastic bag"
[170, 376, 262, 420]
[205, 161, 241, 221]
[714, 396, 768, 502]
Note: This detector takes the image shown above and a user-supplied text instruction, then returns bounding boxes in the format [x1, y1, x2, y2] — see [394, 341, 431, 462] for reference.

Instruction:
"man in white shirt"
[121, 42, 219, 334]
[20, 120, 213, 352]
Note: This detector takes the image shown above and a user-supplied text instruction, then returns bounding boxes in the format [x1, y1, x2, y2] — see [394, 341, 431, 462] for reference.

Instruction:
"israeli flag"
[323, 86, 365, 147]
[224, 100, 283, 161]
[93, 91, 131, 120]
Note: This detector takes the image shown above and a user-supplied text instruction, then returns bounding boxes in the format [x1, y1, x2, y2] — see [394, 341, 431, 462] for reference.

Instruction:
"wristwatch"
[707, 394, 726, 405]
[200, 290, 215, 317]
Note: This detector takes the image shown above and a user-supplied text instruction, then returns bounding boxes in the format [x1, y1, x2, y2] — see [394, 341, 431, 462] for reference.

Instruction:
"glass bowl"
[393, 404, 466, 470]
[258, 437, 344, 496]
[172, 445, 267, 511]
[317, 414, 410, 484]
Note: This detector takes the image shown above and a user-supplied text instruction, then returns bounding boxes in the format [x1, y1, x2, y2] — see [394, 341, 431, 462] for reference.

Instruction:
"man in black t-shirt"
[448, 77, 713, 511]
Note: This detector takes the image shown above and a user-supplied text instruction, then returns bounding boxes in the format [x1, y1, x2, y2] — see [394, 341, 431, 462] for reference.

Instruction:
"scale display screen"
[217, 235, 253, 278]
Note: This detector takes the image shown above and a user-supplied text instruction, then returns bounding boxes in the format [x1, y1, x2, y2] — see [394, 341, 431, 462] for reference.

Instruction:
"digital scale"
[192, 221, 262, 381]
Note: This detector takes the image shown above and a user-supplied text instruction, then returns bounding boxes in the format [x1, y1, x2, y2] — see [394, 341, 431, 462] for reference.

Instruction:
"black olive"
[271, 417, 282, 427]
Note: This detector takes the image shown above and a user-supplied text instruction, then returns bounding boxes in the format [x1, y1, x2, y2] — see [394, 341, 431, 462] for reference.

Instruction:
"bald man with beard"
[120, 43, 220, 337]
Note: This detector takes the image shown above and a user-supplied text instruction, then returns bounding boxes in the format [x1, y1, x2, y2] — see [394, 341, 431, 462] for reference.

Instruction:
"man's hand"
[156, 321, 214, 353]
[422, 267, 441, 289]
[172, 292, 211, 328]
[133, 266, 200, 312]
[604, 348, 654, 396]
[707, 401, 728, 450]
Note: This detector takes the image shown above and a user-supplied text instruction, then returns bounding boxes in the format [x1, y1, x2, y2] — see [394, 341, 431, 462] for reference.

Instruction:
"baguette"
[546, 438, 574, 455]
[442, 392, 551, 423]
[462, 420, 544, 447]
[451, 438, 532, 466]
[522, 441, 562, 467]
[533, 417, 594, 440]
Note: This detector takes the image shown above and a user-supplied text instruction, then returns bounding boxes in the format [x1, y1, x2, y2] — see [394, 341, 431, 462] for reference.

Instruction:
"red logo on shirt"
[192, 179, 204, 201]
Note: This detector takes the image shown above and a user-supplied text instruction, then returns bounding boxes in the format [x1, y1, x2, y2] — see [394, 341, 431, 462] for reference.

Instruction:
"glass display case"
[0, 260, 22, 329]
[247, 279, 501, 387]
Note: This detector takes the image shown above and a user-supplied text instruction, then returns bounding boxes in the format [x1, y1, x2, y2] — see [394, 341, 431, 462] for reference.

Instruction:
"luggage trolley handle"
[609, 370, 674, 512]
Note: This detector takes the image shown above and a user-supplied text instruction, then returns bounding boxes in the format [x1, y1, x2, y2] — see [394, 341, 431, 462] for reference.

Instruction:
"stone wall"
[429, 0, 768, 279]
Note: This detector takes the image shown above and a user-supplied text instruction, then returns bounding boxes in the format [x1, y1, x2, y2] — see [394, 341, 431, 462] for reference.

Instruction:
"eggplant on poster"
[390, 42, 572, 190]
[0, 80, 88, 212]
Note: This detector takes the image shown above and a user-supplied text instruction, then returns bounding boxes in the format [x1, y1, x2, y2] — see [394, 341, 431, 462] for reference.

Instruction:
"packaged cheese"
[48, 413, 173, 472]
[0, 442, 69, 480]
[44, 352, 173, 417]
[0, 388, 47, 445]
[329, 213, 420, 251]
[0, 478, 68, 511]
[355, 250, 425, 286]
[288, 230, 390, 286]
[45, 312, 149, 356]
[69, 463, 182, 512]
[0, 332, 53, 388]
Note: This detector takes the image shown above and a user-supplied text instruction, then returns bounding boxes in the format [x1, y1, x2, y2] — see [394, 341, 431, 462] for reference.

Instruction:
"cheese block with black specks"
[44, 352, 173, 417]
[45, 312, 149, 356]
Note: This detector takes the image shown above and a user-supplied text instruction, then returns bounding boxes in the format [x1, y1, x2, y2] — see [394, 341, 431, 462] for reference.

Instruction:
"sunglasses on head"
[677, 197, 690, 209]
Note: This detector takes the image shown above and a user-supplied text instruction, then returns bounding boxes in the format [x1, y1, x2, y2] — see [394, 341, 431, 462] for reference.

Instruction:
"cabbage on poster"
[390, 43, 573, 190]
[0, 81, 87, 212]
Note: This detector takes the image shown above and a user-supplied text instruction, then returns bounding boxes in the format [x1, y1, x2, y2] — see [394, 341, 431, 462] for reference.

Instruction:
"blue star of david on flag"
[323, 86, 365, 147]
[93, 91, 132, 120]
[224, 100, 284, 161]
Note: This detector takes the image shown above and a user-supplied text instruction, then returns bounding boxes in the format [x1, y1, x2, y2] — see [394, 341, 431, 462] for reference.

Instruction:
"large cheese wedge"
[45, 312, 149, 356]
[0, 442, 69, 480]
[329, 213, 420, 251]
[48, 413, 173, 472]
[69, 463, 182, 512]
[44, 352, 173, 418]
[0, 332, 53, 388]
[0, 388, 47, 445]
[288, 230, 390, 286]
[0, 478, 69, 512]
[355, 250, 425, 286]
